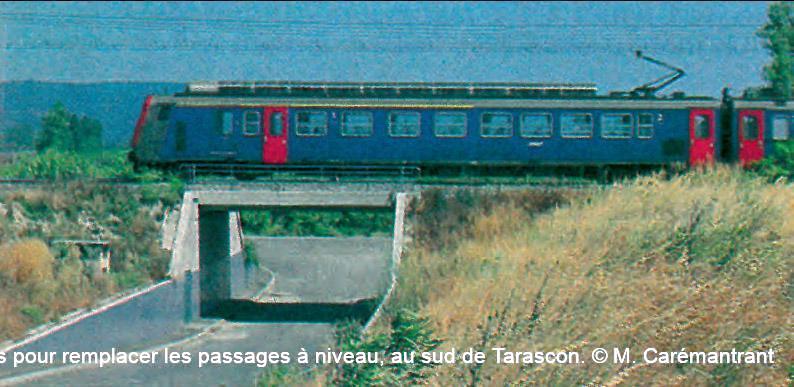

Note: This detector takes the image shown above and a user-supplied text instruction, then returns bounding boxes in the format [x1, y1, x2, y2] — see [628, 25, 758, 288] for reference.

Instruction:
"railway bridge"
[173, 188, 409, 321]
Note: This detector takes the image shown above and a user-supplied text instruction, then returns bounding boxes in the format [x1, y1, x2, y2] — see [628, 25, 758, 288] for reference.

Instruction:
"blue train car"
[130, 81, 791, 172]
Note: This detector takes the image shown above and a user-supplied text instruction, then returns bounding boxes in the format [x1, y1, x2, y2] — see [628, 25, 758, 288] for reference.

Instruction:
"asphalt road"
[19, 322, 334, 387]
[14, 236, 392, 386]
[250, 236, 392, 303]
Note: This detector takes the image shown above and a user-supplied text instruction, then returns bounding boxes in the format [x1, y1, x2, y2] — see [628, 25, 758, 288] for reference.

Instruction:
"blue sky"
[0, 1, 774, 97]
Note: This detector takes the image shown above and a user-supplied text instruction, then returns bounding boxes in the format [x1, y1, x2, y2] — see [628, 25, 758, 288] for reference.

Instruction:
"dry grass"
[0, 183, 171, 340]
[396, 168, 792, 385]
[0, 239, 54, 284]
[0, 239, 116, 338]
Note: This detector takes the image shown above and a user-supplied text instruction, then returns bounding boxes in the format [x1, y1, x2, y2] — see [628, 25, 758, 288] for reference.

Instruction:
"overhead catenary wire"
[1, 42, 764, 53]
[0, 11, 765, 29]
[0, 11, 767, 53]
[0, 11, 765, 39]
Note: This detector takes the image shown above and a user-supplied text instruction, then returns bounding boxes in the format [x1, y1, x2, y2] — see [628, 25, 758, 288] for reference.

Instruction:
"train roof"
[733, 99, 794, 111]
[168, 80, 723, 107]
[179, 81, 601, 99]
[155, 95, 722, 109]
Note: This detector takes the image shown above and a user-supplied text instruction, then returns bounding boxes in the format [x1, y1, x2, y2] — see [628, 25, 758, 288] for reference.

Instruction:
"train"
[129, 56, 793, 176]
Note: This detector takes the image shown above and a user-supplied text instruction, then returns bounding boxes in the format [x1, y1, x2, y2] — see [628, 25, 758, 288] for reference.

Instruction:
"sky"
[0, 1, 775, 97]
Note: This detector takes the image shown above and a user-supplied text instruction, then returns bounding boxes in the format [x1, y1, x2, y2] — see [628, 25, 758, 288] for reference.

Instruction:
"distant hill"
[0, 81, 185, 149]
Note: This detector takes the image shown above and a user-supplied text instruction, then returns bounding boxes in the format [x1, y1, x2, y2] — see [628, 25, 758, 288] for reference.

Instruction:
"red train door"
[738, 110, 764, 166]
[689, 109, 715, 166]
[263, 107, 288, 164]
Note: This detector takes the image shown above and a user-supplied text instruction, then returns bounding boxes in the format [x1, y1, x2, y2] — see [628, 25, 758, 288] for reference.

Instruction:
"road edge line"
[0, 320, 225, 386]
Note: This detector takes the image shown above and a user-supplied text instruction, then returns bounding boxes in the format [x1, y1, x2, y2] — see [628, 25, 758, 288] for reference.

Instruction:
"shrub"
[257, 310, 444, 385]
[754, 140, 794, 181]
[0, 296, 27, 339]
[0, 149, 171, 181]
[328, 311, 443, 386]
[241, 208, 394, 237]
[0, 239, 54, 285]
[257, 365, 317, 386]
[20, 305, 45, 325]
[243, 240, 259, 267]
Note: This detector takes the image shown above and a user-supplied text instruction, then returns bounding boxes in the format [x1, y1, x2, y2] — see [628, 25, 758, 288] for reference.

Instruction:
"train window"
[270, 112, 284, 136]
[243, 111, 261, 136]
[296, 111, 328, 136]
[519, 113, 552, 138]
[157, 104, 173, 121]
[480, 112, 513, 137]
[560, 113, 593, 138]
[341, 111, 373, 137]
[388, 112, 421, 137]
[772, 115, 790, 141]
[175, 121, 187, 152]
[637, 113, 654, 139]
[434, 112, 467, 137]
[601, 113, 633, 139]
[217, 111, 233, 136]
[694, 115, 710, 139]
[742, 115, 759, 140]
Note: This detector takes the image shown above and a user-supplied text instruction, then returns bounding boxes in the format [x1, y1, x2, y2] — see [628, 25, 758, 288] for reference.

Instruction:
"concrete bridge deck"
[196, 190, 395, 209]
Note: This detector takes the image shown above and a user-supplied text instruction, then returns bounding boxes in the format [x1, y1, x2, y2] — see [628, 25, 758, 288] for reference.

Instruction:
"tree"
[36, 102, 71, 151]
[35, 102, 103, 153]
[758, 2, 794, 99]
[79, 116, 103, 152]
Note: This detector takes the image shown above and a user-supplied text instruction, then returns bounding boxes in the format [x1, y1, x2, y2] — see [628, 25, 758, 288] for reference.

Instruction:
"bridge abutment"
[198, 208, 231, 317]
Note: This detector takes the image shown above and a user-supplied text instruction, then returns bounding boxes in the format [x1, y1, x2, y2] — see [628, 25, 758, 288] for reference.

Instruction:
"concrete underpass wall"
[366, 192, 409, 330]
[167, 192, 244, 278]
[198, 209, 259, 315]
[230, 249, 251, 299]
[165, 191, 251, 316]
[199, 209, 231, 316]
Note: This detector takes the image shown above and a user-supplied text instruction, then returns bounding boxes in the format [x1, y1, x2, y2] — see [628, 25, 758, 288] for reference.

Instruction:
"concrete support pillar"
[199, 208, 230, 317]
[183, 270, 200, 323]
